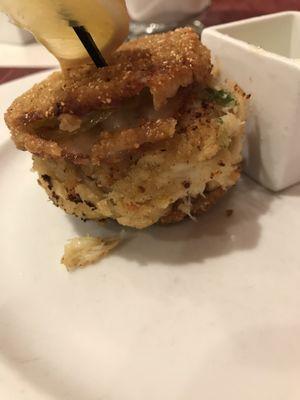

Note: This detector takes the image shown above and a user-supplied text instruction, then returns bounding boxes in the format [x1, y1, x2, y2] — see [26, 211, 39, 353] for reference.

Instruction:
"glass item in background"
[126, 0, 211, 38]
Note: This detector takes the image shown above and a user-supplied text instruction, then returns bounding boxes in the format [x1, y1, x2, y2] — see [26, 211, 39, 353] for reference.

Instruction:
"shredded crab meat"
[178, 196, 198, 222]
[61, 236, 120, 270]
[58, 114, 82, 133]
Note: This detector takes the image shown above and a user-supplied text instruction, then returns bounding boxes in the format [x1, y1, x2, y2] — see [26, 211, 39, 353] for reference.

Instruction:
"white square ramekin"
[202, 11, 300, 191]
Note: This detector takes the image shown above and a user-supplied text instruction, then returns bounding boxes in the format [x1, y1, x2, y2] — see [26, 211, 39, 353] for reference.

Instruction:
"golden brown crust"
[91, 118, 177, 164]
[6, 81, 248, 171]
[4, 27, 248, 229]
[5, 28, 211, 131]
[159, 186, 226, 224]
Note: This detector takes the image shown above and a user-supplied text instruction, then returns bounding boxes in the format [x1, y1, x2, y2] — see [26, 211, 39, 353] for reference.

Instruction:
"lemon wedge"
[0, 0, 129, 66]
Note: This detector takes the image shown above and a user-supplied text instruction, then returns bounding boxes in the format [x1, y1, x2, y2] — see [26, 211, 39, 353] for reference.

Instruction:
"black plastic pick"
[72, 25, 107, 68]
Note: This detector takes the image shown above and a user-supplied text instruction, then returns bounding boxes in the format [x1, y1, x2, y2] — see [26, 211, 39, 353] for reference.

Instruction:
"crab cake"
[5, 28, 247, 229]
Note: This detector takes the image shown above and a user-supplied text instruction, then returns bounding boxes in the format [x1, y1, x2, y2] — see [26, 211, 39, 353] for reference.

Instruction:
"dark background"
[202, 0, 300, 26]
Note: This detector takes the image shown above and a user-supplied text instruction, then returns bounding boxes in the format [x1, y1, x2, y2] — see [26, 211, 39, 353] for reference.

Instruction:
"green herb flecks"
[203, 88, 237, 107]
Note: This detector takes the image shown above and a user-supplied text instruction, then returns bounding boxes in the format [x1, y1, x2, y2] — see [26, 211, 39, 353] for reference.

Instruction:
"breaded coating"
[159, 187, 225, 224]
[4, 28, 247, 229]
[91, 118, 177, 164]
[5, 28, 211, 128]
[32, 83, 246, 228]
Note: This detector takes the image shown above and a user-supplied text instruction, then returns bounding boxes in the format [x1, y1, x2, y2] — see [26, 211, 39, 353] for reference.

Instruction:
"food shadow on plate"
[278, 182, 300, 197]
[70, 175, 274, 266]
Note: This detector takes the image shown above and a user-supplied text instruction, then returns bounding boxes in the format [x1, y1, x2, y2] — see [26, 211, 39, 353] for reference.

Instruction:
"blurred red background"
[202, 0, 300, 26]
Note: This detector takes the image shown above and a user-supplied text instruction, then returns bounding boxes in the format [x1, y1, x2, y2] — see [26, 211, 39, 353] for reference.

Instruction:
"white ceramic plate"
[1, 72, 300, 400]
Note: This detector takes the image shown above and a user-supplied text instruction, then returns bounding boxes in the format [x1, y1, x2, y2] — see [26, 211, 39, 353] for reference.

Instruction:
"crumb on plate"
[226, 209, 234, 217]
[61, 235, 120, 271]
